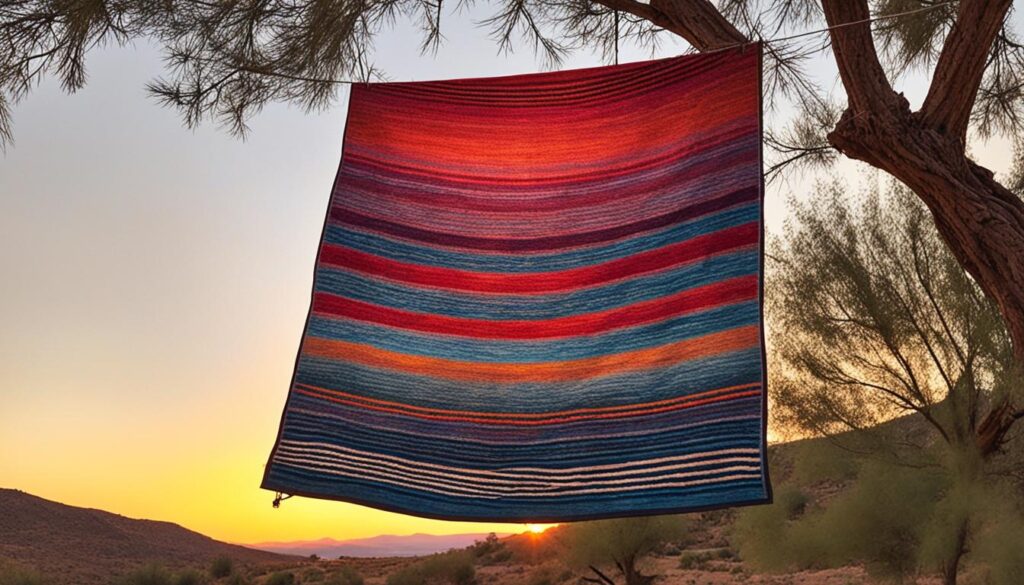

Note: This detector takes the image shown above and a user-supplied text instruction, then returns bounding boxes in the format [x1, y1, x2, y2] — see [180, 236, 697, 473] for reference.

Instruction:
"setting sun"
[526, 524, 550, 535]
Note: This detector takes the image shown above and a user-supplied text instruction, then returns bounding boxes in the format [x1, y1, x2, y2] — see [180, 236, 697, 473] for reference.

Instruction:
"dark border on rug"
[257, 481, 776, 524]
[755, 39, 774, 508]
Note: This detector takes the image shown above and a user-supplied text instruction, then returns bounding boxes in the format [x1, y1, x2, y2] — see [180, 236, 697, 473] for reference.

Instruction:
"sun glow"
[526, 524, 549, 534]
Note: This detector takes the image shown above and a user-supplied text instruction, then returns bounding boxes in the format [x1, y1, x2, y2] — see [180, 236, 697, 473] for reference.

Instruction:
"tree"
[562, 515, 687, 585]
[768, 183, 1023, 584]
[2, 0, 1023, 461]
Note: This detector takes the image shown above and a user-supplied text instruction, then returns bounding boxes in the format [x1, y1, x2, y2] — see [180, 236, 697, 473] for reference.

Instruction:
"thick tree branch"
[589, 0, 689, 40]
[649, 0, 746, 50]
[920, 0, 1013, 145]
[592, 0, 746, 51]
[821, 0, 900, 114]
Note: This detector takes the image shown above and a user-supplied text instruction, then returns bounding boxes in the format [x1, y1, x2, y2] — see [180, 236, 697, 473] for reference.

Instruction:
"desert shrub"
[775, 486, 809, 519]
[973, 512, 1024, 585]
[114, 565, 175, 585]
[812, 461, 947, 580]
[386, 550, 475, 585]
[300, 567, 324, 583]
[678, 548, 735, 572]
[732, 484, 829, 572]
[174, 569, 205, 585]
[661, 543, 681, 556]
[210, 557, 233, 579]
[471, 533, 502, 558]
[788, 441, 859, 486]
[0, 562, 47, 585]
[736, 464, 948, 578]
[263, 572, 294, 585]
[524, 565, 573, 585]
[324, 566, 363, 585]
[472, 533, 514, 566]
[678, 550, 711, 570]
[921, 478, 1024, 585]
[525, 566, 554, 585]
[224, 576, 249, 585]
[501, 535, 555, 566]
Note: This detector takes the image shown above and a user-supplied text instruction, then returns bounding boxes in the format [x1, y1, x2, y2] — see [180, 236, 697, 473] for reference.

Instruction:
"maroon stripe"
[337, 141, 755, 214]
[329, 186, 758, 252]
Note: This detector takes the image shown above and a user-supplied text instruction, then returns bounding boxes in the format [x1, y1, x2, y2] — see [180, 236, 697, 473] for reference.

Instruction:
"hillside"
[253, 532, 512, 558]
[0, 489, 291, 584]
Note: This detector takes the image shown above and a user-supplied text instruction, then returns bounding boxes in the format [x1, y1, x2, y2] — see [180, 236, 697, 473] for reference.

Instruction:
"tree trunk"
[941, 517, 969, 585]
[623, 567, 655, 585]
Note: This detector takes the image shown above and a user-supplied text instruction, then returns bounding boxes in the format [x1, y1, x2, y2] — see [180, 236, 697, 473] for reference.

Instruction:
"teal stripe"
[323, 202, 757, 272]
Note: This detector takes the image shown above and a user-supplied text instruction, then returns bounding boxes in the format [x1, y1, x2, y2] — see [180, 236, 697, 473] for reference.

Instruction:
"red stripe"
[295, 382, 760, 419]
[318, 222, 759, 294]
[313, 275, 758, 339]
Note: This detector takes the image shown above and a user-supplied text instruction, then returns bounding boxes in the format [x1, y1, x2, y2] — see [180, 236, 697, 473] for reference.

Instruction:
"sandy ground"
[303, 555, 946, 585]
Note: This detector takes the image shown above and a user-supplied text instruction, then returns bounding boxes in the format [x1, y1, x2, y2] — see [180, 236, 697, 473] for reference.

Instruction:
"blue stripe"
[282, 392, 761, 451]
[314, 249, 758, 320]
[306, 301, 757, 362]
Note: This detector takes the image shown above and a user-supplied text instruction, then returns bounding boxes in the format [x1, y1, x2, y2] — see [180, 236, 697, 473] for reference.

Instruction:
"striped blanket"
[262, 47, 770, 522]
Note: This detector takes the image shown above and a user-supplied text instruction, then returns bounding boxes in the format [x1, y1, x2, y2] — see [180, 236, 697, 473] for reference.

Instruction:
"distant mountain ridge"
[252, 532, 512, 558]
[0, 488, 290, 584]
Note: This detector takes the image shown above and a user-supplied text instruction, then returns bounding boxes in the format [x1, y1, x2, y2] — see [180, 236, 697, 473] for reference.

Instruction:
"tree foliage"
[766, 183, 1024, 583]
[0, 1, 1020, 148]
[562, 515, 687, 585]
[768, 183, 1022, 459]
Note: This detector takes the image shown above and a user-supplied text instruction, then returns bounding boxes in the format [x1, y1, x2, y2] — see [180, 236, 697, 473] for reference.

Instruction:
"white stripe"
[276, 453, 761, 495]
[279, 439, 759, 477]
[275, 454, 762, 498]
[277, 444, 761, 487]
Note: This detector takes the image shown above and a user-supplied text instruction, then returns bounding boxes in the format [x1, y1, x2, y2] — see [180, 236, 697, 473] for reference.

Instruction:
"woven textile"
[262, 47, 770, 521]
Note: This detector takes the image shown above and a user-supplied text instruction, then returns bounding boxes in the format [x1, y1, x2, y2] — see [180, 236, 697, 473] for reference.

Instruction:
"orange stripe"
[295, 381, 761, 419]
[302, 325, 759, 383]
[295, 386, 760, 425]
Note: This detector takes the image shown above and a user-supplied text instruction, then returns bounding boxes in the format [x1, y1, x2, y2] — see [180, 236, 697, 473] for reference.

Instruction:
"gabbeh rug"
[263, 46, 771, 521]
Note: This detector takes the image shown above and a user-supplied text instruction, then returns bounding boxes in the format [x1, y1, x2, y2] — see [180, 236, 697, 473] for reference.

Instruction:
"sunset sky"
[1, 7, 1019, 545]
